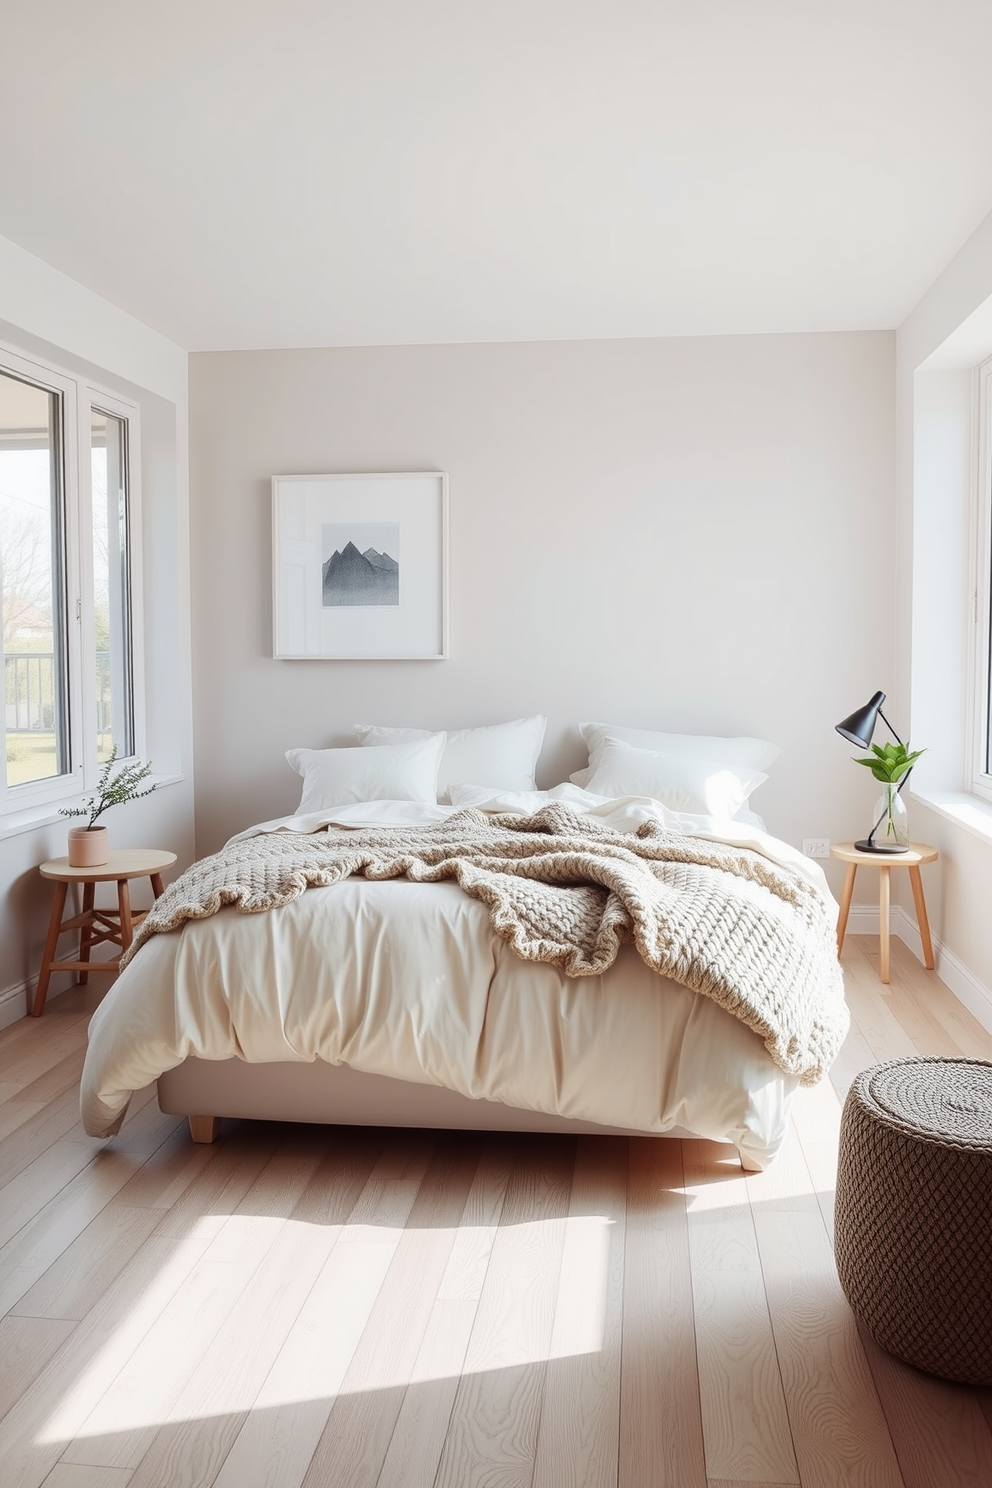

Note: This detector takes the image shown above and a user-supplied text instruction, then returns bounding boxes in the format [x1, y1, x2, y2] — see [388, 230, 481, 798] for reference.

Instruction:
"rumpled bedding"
[80, 790, 845, 1166]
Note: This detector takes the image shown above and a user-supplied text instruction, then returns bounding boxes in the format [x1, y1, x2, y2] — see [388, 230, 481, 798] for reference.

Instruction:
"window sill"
[0, 772, 185, 844]
[909, 786, 992, 846]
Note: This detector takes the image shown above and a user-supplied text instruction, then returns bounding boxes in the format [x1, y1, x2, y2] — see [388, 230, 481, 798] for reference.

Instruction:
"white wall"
[896, 204, 992, 1016]
[0, 234, 195, 1024]
[189, 331, 895, 878]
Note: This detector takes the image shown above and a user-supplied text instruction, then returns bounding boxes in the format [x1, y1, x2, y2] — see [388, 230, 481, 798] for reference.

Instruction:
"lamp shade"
[836, 691, 886, 748]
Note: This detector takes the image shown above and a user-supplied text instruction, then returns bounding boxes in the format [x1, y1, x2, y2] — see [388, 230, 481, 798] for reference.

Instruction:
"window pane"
[0, 370, 66, 787]
[91, 408, 132, 761]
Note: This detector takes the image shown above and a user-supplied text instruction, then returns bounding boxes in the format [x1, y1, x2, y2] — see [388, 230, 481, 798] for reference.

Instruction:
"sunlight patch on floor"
[37, 1213, 614, 1444]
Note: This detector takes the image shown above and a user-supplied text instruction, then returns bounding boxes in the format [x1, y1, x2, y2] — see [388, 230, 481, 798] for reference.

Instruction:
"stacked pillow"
[284, 715, 777, 821]
[354, 716, 547, 803]
[286, 735, 446, 813]
[574, 722, 779, 820]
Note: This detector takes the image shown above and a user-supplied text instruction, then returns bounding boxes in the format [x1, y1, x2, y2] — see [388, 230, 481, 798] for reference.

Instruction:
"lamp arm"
[876, 707, 904, 746]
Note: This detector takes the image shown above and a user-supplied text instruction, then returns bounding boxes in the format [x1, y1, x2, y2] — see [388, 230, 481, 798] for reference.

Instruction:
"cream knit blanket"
[123, 805, 847, 1084]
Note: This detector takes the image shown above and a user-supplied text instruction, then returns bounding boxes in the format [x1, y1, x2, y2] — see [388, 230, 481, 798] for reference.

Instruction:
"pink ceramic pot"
[67, 825, 109, 867]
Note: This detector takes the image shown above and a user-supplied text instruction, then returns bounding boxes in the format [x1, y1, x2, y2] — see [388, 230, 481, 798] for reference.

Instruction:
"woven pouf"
[835, 1057, 992, 1384]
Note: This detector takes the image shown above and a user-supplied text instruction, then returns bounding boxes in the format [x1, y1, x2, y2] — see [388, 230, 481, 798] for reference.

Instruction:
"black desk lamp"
[835, 690, 912, 854]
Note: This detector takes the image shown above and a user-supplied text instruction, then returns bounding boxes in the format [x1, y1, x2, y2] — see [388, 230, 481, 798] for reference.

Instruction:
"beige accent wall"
[190, 330, 895, 885]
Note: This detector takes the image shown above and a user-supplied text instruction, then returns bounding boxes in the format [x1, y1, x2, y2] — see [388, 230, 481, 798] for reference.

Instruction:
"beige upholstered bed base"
[155, 1057, 762, 1163]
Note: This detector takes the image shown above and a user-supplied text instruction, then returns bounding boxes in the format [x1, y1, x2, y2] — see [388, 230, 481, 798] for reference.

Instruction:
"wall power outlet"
[802, 838, 831, 859]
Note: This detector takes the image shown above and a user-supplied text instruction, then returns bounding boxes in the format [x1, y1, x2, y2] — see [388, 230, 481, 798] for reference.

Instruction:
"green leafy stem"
[853, 740, 926, 785]
[59, 745, 157, 829]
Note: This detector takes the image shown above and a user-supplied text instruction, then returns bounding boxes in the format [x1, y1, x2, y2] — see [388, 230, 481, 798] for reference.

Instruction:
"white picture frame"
[272, 472, 448, 660]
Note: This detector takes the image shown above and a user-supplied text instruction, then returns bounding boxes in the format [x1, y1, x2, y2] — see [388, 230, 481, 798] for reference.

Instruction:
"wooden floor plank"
[856, 1324, 992, 1488]
[0, 1089, 88, 1192]
[0, 1317, 77, 1421]
[120, 1134, 384, 1488]
[828, 1015, 877, 1104]
[0, 1017, 98, 1096]
[298, 1136, 485, 1488]
[619, 1138, 707, 1488]
[752, 1208, 905, 1488]
[683, 1141, 798, 1485]
[197, 1138, 436, 1488]
[375, 1141, 514, 1488]
[888, 940, 992, 1060]
[40, 1464, 133, 1486]
[11, 1203, 164, 1322]
[841, 954, 919, 1063]
[531, 1136, 627, 1488]
[11, 1048, 87, 1108]
[0, 1150, 151, 1318]
[0, 1231, 222, 1488]
[788, 1079, 843, 1246]
[433, 1137, 576, 1488]
[61, 1150, 326, 1470]
[0, 1099, 45, 1145]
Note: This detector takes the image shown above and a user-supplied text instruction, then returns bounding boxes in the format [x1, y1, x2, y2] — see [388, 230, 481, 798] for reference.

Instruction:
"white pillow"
[585, 738, 767, 819]
[354, 716, 547, 802]
[571, 722, 780, 787]
[286, 734, 446, 814]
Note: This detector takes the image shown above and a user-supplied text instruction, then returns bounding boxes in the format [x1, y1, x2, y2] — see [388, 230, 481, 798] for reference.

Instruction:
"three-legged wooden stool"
[832, 841, 938, 985]
[33, 849, 177, 1016]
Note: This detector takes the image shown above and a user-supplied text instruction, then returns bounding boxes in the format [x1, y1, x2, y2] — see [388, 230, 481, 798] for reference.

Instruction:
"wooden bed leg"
[188, 1114, 220, 1144]
[738, 1147, 764, 1173]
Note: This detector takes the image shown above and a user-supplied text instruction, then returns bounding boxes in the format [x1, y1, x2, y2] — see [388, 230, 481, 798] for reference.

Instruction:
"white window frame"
[968, 356, 992, 803]
[0, 339, 143, 821]
[86, 384, 146, 768]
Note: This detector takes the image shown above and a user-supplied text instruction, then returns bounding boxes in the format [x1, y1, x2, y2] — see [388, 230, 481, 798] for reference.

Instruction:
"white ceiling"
[3, 1, 992, 352]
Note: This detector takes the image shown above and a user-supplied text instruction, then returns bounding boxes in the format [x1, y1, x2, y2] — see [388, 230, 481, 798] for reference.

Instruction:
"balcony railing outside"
[5, 651, 112, 734]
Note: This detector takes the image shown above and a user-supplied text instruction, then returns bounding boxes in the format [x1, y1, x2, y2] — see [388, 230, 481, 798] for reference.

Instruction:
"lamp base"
[854, 838, 909, 855]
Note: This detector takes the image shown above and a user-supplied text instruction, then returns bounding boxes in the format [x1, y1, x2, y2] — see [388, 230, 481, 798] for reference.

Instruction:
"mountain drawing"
[322, 540, 399, 607]
[362, 547, 399, 573]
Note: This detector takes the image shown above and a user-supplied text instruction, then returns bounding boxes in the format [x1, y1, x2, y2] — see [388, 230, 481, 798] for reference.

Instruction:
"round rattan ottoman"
[835, 1057, 992, 1384]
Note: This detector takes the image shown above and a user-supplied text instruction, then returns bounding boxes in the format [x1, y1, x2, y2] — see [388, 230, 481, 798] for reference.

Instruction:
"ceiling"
[3, 1, 992, 352]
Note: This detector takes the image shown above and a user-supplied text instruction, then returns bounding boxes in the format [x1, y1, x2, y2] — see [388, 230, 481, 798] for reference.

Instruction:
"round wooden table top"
[830, 841, 938, 868]
[39, 848, 178, 883]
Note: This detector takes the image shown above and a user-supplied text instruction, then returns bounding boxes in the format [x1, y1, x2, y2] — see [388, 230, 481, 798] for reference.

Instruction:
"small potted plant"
[60, 747, 157, 866]
[854, 740, 925, 850]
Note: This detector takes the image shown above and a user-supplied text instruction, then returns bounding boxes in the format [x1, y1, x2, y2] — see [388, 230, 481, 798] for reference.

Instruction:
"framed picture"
[272, 472, 448, 660]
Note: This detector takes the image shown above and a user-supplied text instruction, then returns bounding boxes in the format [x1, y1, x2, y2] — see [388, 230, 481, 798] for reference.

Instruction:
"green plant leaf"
[849, 740, 926, 784]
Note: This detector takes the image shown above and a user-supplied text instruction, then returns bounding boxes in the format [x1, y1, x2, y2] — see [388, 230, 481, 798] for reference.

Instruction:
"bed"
[79, 732, 848, 1173]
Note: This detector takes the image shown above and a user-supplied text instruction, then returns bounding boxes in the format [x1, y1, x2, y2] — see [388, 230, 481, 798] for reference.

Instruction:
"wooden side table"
[33, 848, 177, 1016]
[832, 841, 938, 986]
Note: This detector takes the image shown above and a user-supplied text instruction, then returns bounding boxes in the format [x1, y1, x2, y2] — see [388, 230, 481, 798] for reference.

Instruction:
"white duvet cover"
[81, 791, 837, 1168]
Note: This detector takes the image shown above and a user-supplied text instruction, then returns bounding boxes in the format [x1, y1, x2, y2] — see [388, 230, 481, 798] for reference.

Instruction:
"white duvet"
[81, 790, 838, 1168]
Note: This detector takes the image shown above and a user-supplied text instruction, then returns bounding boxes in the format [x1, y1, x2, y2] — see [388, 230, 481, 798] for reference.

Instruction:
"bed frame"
[156, 1056, 763, 1169]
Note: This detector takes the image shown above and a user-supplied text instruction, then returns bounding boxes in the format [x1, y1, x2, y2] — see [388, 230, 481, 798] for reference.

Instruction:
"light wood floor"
[1, 939, 992, 1488]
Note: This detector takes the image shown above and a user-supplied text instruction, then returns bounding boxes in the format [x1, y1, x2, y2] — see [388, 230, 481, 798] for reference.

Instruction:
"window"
[0, 343, 139, 817]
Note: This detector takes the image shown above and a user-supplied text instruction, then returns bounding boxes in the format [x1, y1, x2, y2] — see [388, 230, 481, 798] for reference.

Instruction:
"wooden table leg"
[909, 864, 936, 970]
[32, 879, 68, 1017]
[117, 879, 133, 950]
[77, 881, 95, 986]
[150, 872, 165, 898]
[879, 865, 891, 985]
[836, 863, 857, 954]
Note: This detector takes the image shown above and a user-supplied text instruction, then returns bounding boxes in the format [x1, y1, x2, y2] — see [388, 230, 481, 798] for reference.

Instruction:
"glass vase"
[872, 781, 909, 850]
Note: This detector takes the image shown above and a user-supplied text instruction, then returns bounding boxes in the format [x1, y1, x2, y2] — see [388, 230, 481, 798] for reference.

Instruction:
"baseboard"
[0, 971, 78, 1030]
[846, 906, 992, 1037]
[0, 977, 32, 1030]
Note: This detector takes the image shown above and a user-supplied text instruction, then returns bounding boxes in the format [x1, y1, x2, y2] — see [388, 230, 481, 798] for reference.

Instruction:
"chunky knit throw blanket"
[123, 805, 848, 1084]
